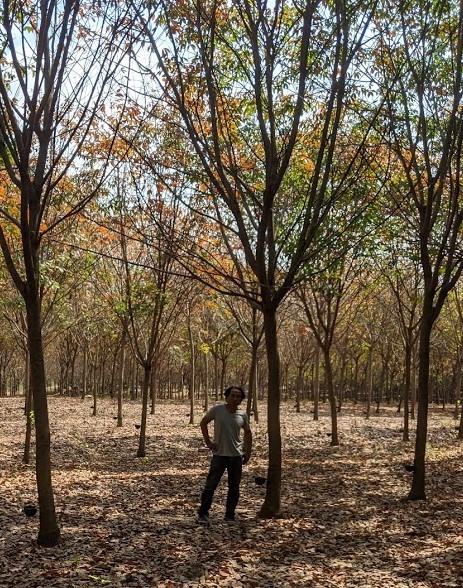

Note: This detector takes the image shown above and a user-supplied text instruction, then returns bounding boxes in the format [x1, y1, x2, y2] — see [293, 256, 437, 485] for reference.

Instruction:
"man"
[197, 385, 252, 524]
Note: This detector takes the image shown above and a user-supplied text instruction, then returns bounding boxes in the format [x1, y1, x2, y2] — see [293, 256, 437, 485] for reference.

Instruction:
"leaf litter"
[1, 397, 462, 587]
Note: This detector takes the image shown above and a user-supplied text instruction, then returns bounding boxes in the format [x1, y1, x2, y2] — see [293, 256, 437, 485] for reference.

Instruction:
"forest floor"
[1, 396, 462, 588]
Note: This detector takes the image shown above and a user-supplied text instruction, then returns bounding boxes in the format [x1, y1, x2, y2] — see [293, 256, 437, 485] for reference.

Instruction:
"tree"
[130, 0, 379, 517]
[0, 0, 130, 545]
[225, 295, 264, 420]
[373, 0, 463, 499]
[438, 289, 463, 436]
[297, 253, 365, 444]
[102, 165, 192, 455]
[383, 253, 421, 440]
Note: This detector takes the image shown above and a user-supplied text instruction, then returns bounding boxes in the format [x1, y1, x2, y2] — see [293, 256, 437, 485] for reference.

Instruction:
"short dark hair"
[224, 385, 246, 400]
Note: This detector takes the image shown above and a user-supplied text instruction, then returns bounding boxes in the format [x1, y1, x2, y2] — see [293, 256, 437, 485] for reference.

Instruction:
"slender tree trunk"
[366, 345, 373, 419]
[246, 308, 260, 421]
[295, 363, 303, 413]
[117, 329, 126, 428]
[130, 358, 136, 400]
[25, 288, 60, 546]
[408, 312, 432, 500]
[252, 357, 259, 423]
[70, 348, 77, 395]
[150, 359, 157, 415]
[219, 359, 225, 399]
[313, 345, 320, 421]
[411, 345, 417, 420]
[23, 351, 32, 464]
[204, 351, 209, 412]
[403, 342, 411, 442]
[324, 350, 339, 446]
[246, 344, 258, 418]
[458, 400, 463, 439]
[92, 362, 97, 417]
[338, 356, 347, 412]
[214, 355, 219, 400]
[137, 363, 151, 458]
[109, 347, 118, 399]
[81, 342, 88, 400]
[453, 349, 462, 420]
[188, 314, 195, 425]
[258, 307, 281, 518]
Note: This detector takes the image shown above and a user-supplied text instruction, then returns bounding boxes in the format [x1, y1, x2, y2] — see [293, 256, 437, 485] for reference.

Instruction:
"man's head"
[224, 385, 246, 402]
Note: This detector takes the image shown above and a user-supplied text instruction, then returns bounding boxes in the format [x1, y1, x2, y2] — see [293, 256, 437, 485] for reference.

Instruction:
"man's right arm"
[200, 411, 217, 452]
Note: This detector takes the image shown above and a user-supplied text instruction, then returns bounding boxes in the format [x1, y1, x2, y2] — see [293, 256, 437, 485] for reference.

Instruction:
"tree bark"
[252, 357, 259, 423]
[81, 342, 88, 400]
[324, 350, 339, 446]
[366, 345, 373, 419]
[408, 310, 432, 500]
[246, 343, 258, 418]
[188, 312, 195, 425]
[458, 400, 463, 440]
[403, 341, 412, 442]
[117, 328, 126, 428]
[25, 288, 60, 546]
[258, 308, 281, 518]
[92, 362, 97, 417]
[313, 345, 320, 421]
[137, 364, 151, 458]
[150, 359, 157, 416]
[23, 352, 32, 465]
[204, 351, 209, 412]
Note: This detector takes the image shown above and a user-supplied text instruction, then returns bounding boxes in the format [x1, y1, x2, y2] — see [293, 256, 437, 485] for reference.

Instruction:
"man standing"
[198, 386, 252, 524]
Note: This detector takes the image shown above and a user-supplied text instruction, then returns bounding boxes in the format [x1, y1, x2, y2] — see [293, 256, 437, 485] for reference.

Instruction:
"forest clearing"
[1, 396, 462, 588]
[2, 0, 463, 553]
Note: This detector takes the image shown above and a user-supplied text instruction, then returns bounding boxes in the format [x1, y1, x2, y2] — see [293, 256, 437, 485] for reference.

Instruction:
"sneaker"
[198, 514, 209, 525]
[225, 515, 235, 523]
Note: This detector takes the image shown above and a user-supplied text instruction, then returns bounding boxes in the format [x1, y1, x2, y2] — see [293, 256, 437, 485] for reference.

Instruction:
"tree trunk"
[70, 348, 77, 396]
[324, 350, 339, 446]
[313, 345, 320, 421]
[81, 342, 88, 400]
[214, 354, 219, 401]
[246, 343, 258, 418]
[458, 400, 463, 440]
[252, 357, 259, 423]
[338, 355, 347, 412]
[150, 359, 157, 415]
[403, 341, 411, 442]
[366, 345, 373, 419]
[137, 363, 151, 458]
[408, 312, 432, 500]
[117, 329, 126, 428]
[92, 364, 97, 416]
[109, 346, 118, 399]
[219, 358, 225, 400]
[23, 351, 32, 464]
[204, 351, 209, 412]
[188, 315, 195, 425]
[258, 308, 281, 518]
[295, 363, 303, 414]
[411, 345, 417, 420]
[25, 289, 60, 546]
[453, 348, 462, 420]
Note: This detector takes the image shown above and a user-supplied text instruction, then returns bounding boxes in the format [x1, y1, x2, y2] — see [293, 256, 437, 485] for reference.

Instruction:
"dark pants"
[199, 455, 243, 518]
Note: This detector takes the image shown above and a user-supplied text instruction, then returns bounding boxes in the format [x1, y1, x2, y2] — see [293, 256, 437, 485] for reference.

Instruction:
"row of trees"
[2, 262, 463, 420]
[0, 0, 462, 545]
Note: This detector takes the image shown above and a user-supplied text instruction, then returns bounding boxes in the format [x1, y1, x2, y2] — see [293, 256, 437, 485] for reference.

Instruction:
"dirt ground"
[1, 396, 462, 587]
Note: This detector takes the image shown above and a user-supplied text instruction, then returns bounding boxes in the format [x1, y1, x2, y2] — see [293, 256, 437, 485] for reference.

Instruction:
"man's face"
[226, 388, 242, 406]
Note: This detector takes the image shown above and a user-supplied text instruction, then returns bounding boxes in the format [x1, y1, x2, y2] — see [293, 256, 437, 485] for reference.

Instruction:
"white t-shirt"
[207, 404, 249, 457]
